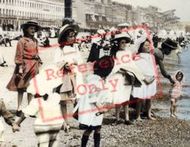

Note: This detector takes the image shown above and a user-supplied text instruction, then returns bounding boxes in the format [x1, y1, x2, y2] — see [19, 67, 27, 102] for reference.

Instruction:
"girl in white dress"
[75, 56, 114, 147]
[108, 32, 147, 125]
[132, 39, 157, 120]
[54, 23, 83, 131]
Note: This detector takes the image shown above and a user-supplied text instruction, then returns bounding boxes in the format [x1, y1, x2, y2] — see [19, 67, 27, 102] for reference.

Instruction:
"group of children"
[0, 19, 185, 147]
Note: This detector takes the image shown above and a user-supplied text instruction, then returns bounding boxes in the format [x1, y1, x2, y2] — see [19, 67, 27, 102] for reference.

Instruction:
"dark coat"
[87, 43, 102, 62]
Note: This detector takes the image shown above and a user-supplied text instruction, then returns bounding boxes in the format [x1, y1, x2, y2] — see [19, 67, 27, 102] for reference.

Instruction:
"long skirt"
[7, 59, 40, 91]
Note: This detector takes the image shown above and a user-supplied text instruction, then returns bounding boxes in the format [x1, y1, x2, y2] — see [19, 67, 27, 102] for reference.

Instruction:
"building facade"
[133, 6, 180, 31]
[73, 0, 132, 30]
[0, 0, 181, 32]
[0, 0, 64, 31]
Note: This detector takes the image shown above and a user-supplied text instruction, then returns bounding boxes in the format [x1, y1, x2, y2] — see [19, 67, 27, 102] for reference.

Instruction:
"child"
[13, 93, 64, 147]
[0, 99, 19, 144]
[54, 22, 82, 131]
[75, 56, 114, 147]
[132, 39, 157, 121]
[7, 21, 42, 112]
[170, 71, 184, 117]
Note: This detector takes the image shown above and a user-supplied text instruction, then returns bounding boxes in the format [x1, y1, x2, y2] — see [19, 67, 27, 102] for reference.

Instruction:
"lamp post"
[64, 0, 72, 18]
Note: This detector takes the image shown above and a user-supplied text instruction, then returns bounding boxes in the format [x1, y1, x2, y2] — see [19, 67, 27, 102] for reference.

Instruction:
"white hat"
[111, 32, 131, 43]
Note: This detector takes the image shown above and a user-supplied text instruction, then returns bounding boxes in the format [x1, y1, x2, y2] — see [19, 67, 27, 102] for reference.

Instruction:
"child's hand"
[169, 76, 175, 85]
[12, 123, 20, 133]
[97, 104, 108, 114]
[95, 108, 108, 116]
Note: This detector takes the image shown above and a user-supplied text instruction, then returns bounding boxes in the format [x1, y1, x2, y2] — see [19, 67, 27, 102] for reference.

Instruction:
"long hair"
[137, 39, 151, 54]
[59, 29, 75, 48]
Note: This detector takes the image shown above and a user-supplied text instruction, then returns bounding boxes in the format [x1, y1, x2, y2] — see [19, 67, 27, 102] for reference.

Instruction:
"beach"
[0, 39, 190, 147]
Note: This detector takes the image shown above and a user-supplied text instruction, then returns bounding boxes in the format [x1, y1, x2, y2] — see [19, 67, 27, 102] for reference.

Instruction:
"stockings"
[81, 128, 101, 147]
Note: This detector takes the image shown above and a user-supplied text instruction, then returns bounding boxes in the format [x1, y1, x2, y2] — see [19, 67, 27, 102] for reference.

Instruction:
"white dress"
[54, 45, 84, 98]
[108, 49, 145, 104]
[106, 73, 132, 105]
[111, 50, 145, 83]
[132, 53, 157, 99]
[75, 74, 108, 127]
[22, 93, 64, 143]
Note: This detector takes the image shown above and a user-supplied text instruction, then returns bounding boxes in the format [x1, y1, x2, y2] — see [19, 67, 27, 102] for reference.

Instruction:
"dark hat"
[111, 32, 131, 44]
[58, 24, 79, 44]
[21, 21, 41, 32]
[93, 56, 114, 78]
[162, 38, 178, 50]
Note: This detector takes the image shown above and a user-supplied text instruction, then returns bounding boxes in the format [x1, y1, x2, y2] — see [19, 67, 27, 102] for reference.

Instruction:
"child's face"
[176, 72, 183, 82]
[119, 39, 127, 50]
[143, 41, 150, 53]
[26, 26, 36, 36]
[66, 31, 76, 45]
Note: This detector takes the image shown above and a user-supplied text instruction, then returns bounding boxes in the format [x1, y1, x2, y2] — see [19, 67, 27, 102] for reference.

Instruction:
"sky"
[113, 0, 190, 21]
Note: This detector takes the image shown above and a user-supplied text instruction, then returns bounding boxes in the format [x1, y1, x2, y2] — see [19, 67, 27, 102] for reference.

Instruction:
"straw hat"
[21, 21, 41, 32]
[58, 23, 79, 44]
[111, 32, 131, 43]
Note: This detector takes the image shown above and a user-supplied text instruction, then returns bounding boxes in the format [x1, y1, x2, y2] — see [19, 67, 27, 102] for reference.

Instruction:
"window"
[6, 9, 8, 15]
[95, 15, 99, 21]
[102, 16, 107, 21]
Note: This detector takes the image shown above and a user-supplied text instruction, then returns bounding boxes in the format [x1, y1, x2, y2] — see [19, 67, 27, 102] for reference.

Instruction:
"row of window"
[86, 14, 108, 22]
[0, 8, 63, 19]
[87, 0, 111, 4]
[0, 0, 63, 12]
